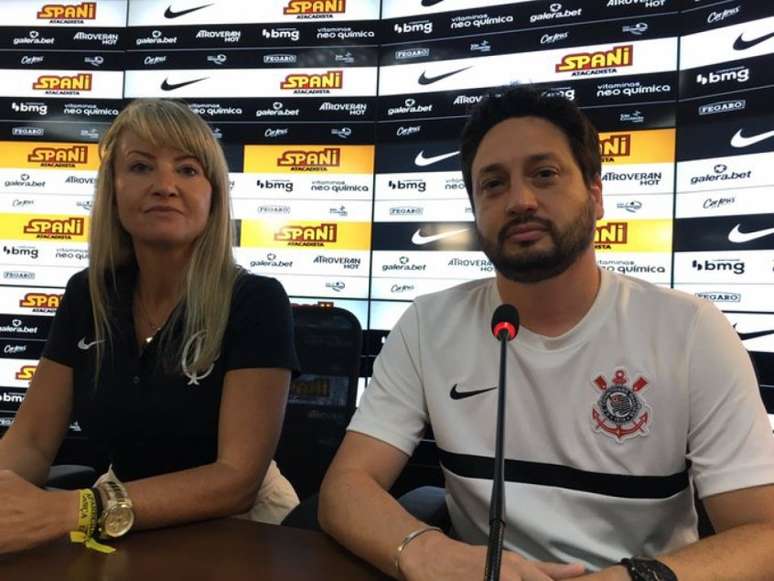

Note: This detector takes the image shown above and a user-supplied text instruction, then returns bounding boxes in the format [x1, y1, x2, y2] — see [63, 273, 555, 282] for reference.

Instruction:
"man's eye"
[481, 178, 505, 191]
[535, 169, 558, 180]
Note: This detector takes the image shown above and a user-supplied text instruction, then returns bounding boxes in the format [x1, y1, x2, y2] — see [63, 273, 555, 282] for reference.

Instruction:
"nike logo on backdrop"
[730, 129, 774, 148]
[733, 31, 774, 50]
[414, 150, 459, 167]
[78, 338, 103, 350]
[161, 77, 209, 91]
[411, 227, 469, 245]
[418, 66, 471, 85]
[728, 224, 774, 244]
[421, 0, 447, 6]
[164, 3, 213, 18]
[735, 328, 774, 341]
[450, 384, 497, 400]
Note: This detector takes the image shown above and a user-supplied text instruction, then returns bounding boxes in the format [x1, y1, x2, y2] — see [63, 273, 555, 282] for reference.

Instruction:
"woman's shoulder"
[231, 271, 289, 307]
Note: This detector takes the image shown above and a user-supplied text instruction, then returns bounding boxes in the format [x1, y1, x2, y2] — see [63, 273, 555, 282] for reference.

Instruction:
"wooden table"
[0, 518, 390, 580]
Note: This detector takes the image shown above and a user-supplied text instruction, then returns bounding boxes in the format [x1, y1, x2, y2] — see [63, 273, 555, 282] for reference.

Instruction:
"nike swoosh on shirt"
[728, 224, 774, 244]
[411, 227, 469, 246]
[414, 150, 459, 167]
[164, 3, 213, 19]
[161, 77, 209, 91]
[736, 329, 774, 341]
[78, 337, 104, 350]
[730, 129, 774, 148]
[418, 66, 471, 85]
[450, 384, 497, 400]
[733, 31, 774, 50]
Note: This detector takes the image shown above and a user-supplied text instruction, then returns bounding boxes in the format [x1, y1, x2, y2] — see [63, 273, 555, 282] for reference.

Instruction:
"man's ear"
[590, 174, 603, 220]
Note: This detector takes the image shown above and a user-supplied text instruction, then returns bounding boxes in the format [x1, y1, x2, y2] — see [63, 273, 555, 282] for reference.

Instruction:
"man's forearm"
[319, 469, 433, 578]
[658, 523, 774, 581]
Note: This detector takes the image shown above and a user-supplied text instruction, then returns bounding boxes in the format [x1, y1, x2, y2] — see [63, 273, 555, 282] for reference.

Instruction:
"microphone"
[484, 304, 519, 581]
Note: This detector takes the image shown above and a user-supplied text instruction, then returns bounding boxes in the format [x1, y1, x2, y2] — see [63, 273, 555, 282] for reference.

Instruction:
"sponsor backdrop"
[0, 0, 772, 435]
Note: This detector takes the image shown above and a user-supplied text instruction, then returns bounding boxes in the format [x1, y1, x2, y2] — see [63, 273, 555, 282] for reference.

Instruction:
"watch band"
[620, 557, 678, 581]
[96, 478, 134, 539]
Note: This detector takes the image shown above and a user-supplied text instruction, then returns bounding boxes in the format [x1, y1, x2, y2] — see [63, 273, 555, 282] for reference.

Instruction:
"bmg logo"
[696, 67, 749, 85]
[692, 259, 745, 275]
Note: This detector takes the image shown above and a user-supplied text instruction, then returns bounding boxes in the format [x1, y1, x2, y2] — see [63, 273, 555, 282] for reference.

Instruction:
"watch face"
[104, 506, 134, 537]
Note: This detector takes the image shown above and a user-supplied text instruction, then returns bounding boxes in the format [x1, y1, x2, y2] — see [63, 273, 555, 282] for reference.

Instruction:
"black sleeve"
[223, 274, 300, 376]
[40, 269, 90, 368]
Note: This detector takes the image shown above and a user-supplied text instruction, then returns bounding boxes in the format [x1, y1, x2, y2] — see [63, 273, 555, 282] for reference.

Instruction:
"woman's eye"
[179, 165, 200, 177]
[129, 162, 150, 173]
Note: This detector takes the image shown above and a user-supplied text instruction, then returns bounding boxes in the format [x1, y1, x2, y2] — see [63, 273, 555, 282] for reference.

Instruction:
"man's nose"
[504, 179, 538, 214]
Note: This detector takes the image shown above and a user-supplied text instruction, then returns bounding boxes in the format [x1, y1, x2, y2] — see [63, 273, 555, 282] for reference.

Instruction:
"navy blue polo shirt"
[42, 266, 299, 482]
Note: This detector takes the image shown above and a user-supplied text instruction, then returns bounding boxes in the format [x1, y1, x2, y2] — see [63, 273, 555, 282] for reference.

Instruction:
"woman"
[0, 99, 299, 553]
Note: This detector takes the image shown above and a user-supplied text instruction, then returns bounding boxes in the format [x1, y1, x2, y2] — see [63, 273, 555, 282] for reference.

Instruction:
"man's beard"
[476, 196, 596, 283]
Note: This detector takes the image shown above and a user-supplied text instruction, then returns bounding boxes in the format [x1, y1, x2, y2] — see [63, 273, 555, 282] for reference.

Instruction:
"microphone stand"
[484, 331, 508, 581]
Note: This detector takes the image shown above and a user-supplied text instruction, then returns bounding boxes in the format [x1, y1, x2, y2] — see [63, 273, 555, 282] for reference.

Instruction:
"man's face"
[471, 116, 603, 283]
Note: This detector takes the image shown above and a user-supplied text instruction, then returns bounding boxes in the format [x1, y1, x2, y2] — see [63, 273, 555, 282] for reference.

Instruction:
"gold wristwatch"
[96, 479, 134, 539]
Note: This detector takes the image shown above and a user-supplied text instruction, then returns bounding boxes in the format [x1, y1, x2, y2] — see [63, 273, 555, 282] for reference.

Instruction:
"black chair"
[277, 305, 362, 513]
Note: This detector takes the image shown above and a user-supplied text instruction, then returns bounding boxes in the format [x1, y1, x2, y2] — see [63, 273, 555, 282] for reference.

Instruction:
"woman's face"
[113, 130, 213, 251]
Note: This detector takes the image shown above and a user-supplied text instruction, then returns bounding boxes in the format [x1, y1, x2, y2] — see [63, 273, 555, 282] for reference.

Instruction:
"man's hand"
[399, 530, 587, 581]
[0, 469, 78, 553]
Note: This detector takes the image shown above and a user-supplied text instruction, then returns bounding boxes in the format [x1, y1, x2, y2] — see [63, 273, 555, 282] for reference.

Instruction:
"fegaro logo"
[395, 48, 430, 60]
[691, 259, 745, 275]
[16, 365, 37, 381]
[24, 217, 85, 239]
[20, 293, 62, 310]
[37, 2, 96, 23]
[594, 222, 628, 248]
[600, 134, 631, 159]
[32, 73, 92, 94]
[696, 291, 741, 303]
[394, 20, 433, 35]
[530, 3, 582, 24]
[283, 0, 345, 17]
[390, 206, 423, 216]
[12, 127, 44, 137]
[4, 271, 34, 281]
[256, 204, 291, 215]
[28, 145, 88, 168]
[281, 70, 343, 94]
[274, 224, 338, 247]
[696, 66, 749, 85]
[277, 148, 340, 171]
[556, 45, 632, 75]
[264, 54, 297, 64]
[699, 100, 746, 115]
[196, 29, 241, 43]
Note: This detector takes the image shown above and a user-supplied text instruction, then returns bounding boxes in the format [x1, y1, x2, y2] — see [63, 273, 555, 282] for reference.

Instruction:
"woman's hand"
[0, 469, 78, 554]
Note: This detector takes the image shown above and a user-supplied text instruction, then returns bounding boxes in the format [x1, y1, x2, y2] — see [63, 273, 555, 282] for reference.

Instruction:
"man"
[318, 86, 774, 580]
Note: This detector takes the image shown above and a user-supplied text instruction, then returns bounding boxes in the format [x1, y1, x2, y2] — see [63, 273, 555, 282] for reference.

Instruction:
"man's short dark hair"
[460, 85, 601, 207]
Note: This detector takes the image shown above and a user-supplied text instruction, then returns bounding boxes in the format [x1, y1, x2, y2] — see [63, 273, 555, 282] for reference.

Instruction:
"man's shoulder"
[413, 278, 495, 316]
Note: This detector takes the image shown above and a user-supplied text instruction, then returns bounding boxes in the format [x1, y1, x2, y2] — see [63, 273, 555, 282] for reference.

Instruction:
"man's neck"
[495, 250, 601, 338]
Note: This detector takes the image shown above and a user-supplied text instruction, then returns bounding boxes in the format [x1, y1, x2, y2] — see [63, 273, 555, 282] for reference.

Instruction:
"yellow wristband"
[69, 489, 116, 554]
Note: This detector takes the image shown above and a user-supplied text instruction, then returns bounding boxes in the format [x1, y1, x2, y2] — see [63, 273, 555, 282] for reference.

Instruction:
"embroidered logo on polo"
[77, 337, 103, 350]
[591, 368, 651, 443]
[181, 331, 216, 386]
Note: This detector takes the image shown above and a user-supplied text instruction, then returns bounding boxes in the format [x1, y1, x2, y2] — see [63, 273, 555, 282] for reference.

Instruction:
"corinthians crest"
[591, 368, 651, 443]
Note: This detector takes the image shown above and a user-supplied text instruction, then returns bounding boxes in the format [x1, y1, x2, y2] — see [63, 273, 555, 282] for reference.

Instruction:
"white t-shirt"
[349, 269, 774, 570]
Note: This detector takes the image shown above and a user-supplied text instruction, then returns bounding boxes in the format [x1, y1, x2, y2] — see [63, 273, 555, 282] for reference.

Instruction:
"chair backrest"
[275, 305, 362, 499]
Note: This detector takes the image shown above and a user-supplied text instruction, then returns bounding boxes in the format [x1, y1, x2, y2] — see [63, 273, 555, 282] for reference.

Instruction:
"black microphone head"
[491, 304, 519, 341]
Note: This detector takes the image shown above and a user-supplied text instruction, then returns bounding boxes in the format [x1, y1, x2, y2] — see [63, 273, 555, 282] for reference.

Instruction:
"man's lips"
[503, 223, 548, 242]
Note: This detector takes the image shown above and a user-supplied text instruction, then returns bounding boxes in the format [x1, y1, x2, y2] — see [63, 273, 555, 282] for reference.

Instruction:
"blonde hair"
[88, 98, 239, 377]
